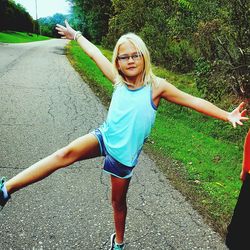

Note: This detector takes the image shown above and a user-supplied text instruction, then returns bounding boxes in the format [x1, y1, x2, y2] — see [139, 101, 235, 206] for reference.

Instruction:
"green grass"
[68, 43, 113, 98]
[0, 31, 50, 43]
[67, 41, 248, 237]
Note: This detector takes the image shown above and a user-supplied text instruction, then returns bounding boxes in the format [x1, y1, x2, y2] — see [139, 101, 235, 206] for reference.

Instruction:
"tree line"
[0, 0, 39, 34]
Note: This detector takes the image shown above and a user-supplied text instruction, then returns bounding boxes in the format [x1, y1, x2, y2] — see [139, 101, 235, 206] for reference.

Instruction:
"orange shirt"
[243, 130, 250, 173]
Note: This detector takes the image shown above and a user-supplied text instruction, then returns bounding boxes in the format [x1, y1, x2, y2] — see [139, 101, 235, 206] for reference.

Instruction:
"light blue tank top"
[99, 84, 157, 167]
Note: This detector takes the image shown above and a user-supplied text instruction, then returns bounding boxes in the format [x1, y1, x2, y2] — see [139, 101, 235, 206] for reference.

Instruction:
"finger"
[238, 102, 245, 110]
[56, 24, 65, 29]
[62, 36, 66, 39]
[240, 117, 249, 121]
[237, 120, 243, 126]
[241, 109, 247, 116]
[65, 20, 69, 27]
[58, 31, 65, 35]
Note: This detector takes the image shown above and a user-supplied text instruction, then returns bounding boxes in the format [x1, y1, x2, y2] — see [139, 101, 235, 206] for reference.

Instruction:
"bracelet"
[74, 31, 82, 41]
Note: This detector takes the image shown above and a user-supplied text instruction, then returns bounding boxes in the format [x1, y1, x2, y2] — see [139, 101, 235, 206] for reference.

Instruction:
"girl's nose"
[128, 56, 134, 62]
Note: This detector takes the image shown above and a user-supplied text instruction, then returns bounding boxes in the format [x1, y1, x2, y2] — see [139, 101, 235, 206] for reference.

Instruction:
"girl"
[0, 20, 248, 250]
[226, 129, 250, 250]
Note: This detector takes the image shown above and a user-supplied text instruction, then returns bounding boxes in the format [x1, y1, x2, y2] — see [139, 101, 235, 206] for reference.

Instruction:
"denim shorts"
[91, 129, 134, 179]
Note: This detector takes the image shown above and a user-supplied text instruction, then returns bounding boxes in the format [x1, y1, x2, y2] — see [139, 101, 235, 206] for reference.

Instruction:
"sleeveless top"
[99, 83, 157, 167]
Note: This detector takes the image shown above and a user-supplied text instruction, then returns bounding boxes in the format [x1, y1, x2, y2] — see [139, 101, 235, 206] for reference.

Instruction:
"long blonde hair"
[112, 33, 157, 87]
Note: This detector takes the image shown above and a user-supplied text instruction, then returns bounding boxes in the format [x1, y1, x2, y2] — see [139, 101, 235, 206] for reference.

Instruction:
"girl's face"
[117, 40, 144, 85]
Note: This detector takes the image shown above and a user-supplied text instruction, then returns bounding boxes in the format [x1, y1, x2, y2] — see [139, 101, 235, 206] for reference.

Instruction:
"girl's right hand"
[55, 20, 76, 40]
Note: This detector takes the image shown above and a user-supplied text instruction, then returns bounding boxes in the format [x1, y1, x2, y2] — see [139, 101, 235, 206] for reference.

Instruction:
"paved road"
[0, 39, 227, 249]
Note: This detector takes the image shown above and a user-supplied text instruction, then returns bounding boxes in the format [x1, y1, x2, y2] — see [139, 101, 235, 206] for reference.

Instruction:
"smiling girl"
[0, 21, 248, 250]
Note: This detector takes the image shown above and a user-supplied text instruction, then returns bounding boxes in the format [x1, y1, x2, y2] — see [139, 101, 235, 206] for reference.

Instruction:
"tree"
[0, 0, 35, 33]
[67, 0, 112, 43]
[194, 0, 250, 100]
[39, 13, 68, 37]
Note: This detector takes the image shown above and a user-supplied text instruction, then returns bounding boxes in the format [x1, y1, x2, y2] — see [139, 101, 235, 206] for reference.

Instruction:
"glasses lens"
[117, 53, 142, 62]
[117, 56, 128, 61]
[132, 53, 141, 60]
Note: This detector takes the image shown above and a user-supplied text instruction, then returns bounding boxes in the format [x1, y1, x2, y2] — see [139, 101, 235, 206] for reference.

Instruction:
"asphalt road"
[0, 39, 228, 249]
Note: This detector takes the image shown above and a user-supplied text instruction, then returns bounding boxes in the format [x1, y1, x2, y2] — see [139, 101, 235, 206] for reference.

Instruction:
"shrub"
[195, 58, 231, 102]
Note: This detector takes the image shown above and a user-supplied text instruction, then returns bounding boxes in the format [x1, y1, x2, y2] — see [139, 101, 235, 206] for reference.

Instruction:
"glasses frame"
[117, 52, 143, 62]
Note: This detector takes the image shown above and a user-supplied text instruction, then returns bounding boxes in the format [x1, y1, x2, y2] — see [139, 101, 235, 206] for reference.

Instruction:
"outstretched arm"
[158, 79, 248, 128]
[240, 130, 250, 181]
[56, 20, 115, 83]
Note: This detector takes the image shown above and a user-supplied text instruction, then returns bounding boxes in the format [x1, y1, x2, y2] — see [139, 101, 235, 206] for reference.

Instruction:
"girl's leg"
[6, 133, 100, 194]
[111, 175, 131, 244]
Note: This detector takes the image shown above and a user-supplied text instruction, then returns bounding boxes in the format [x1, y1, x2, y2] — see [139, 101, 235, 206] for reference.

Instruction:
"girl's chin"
[125, 70, 141, 77]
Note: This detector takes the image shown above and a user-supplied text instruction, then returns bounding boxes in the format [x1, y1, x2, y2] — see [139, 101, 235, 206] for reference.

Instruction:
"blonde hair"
[112, 33, 157, 87]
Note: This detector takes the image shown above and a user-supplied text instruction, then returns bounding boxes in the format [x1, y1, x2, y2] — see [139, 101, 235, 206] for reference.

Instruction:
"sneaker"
[109, 233, 125, 250]
[0, 177, 10, 210]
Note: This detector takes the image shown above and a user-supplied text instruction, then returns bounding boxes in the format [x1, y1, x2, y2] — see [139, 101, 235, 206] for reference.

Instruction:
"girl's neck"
[124, 75, 144, 89]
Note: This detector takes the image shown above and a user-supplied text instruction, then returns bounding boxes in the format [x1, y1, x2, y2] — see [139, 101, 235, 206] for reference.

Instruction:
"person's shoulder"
[152, 77, 172, 92]
[151, 77, 169, 99]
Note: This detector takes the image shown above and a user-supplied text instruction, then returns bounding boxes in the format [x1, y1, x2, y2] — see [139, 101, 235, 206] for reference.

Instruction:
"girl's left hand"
[227, 102, 248, 128]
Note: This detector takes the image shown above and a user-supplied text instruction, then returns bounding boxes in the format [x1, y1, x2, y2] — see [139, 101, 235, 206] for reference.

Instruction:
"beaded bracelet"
[74, 31, 82, 41]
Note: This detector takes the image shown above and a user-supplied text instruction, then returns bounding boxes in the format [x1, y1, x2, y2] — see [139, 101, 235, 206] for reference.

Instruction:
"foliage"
[102, 0, 249, 100]
[103, 0, 199, 72]
[195, 58, 230, 101]
[39, 13, 70, 37]
[0, 0, 36, 33]
[193, 0, 250, 100]
[227, 0, 250, 98]
[67, 0, 112, 43]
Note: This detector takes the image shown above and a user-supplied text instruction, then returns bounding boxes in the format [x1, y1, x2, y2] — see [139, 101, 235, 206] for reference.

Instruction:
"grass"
[67, 41, 249, 238]
[0, 31, 50, 43]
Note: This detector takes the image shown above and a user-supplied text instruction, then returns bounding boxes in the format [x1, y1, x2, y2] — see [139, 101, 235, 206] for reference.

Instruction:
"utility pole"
[35, 0, 38, 36]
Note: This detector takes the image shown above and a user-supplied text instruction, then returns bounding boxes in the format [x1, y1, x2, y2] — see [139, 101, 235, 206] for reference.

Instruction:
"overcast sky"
[14, 0, 71, 19]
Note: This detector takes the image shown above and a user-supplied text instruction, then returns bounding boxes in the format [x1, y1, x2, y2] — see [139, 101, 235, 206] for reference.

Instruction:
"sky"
[14, 0, 71, 19]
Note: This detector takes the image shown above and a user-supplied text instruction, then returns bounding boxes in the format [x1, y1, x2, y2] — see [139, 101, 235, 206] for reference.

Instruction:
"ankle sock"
[115, 241, 124, 246]
[2, 184, 9, 200]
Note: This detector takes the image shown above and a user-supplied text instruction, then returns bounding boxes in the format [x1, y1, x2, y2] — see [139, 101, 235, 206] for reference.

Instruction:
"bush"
[165, 39, 199, 72]
[195, 58, 231, 102]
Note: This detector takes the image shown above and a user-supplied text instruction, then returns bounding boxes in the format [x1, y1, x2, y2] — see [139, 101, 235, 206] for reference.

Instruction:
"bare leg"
[111, 175, 131, 244]
[6, 133, 100, 194]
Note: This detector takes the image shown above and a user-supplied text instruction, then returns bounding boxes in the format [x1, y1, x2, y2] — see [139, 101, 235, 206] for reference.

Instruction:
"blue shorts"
[91, 129, 134, 179]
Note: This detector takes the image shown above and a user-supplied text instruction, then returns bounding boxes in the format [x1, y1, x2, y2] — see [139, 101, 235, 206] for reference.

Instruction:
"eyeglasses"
[117, 53, 143, 62]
